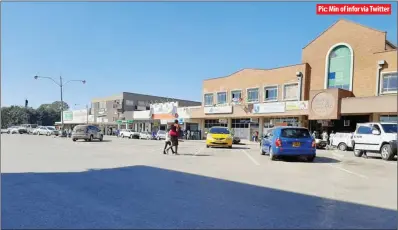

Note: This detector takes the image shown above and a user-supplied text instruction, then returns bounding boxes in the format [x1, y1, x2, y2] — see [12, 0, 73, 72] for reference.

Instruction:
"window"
[217, 92, 227, 105]
[231, 90, 242, 102]
[99, 101, 106, 109]
[381, 72, 397, 94]
[380, 115, 398, 123]
[281, 128, 311, 138]
[357, 126, 372, 134]
[247, 88, 259, 103]
[326, 44, 353, 90]
[232, 119, 250, 128]
[381, 123, 397, 133]
[283, 83, 298, 100]
[264, 86, 278, 101]
[204, 94, 214, 106]
[204, 119, 227, 129]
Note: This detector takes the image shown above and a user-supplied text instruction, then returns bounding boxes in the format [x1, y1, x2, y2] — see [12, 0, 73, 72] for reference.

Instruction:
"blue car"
[260, 127, 316, 162]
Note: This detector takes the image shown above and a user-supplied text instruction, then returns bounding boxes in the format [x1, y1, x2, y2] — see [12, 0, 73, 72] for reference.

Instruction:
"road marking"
[241, 149, 260, 166]
[327, 164, 368, 179]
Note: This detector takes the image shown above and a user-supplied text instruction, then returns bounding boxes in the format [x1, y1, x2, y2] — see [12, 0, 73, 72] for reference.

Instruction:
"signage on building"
[204, 105, 233, 114]
[311, 92, 335, 117]
[252, 102, 285, 114]
[178, 118, 184, 124]
[285, 101, 308, 111]
[63, 111, 73, 121]
[151, 102, 178, 119]
[219, 119, 228, 124]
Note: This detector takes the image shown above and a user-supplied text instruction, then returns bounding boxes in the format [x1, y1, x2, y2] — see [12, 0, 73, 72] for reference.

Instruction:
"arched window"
[325, 44, 353, 91]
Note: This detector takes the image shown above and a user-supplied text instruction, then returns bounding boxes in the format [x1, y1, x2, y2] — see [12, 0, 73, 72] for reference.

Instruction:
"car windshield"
[281, 128, 311, 138]
[209, 127, 230, 134]
[47, 127, 55, 130]
[381, 124, 397, 133]
[73, 126, 87, 131]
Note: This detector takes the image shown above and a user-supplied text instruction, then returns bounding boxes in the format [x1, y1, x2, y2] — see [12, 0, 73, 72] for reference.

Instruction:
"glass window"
[283, 84, 298, 100]
[380, 115, 398, 123]
[232, 118, 250, 128]
[327, 45, 352, 90]
[281, 128, 311, 138]
[247, 88, 259, 103]
[381, 72, 397, 94]
[217, 92, 227, 105]
[264, 86, 278, 101]
[357, 126, 372, 134]
[204, 119, 227, 129]
[381, 124, 397, 133]
[231, 90, 242, 102]
[204, 94, 214, 106]
[99, 101, 106, 109]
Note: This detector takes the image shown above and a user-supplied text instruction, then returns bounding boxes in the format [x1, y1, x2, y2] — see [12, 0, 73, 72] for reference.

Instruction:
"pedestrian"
[186, 129, 190, 140]
[163, 127, 174, 154]
[169, 120, 180, 155]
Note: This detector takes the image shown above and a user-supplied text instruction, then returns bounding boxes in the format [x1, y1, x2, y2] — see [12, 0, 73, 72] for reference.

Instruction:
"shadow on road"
[74, 140, 112, 143]
[279, 156, 340, 164]
[2, 166, 395, 229]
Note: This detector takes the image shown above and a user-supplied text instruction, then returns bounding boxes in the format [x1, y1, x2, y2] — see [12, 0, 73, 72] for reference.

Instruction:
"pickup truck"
[352, 122, 397, 161]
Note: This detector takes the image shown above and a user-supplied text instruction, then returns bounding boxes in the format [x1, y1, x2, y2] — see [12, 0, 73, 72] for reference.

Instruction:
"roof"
[303, 19, 386, 49]
[386, 40, 397, 49]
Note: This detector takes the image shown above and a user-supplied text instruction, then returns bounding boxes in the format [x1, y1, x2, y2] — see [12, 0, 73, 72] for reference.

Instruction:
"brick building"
[187, 19, 397, 140]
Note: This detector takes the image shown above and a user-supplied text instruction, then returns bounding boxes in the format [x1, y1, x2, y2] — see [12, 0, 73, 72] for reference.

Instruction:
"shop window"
[204, 94, 214, 106]
[380, 115, 398, 122]
[204, 119, 227, 129]
[232, 119, 250, 128]
[247, 88, 259, 103]
[326, 44, 353, 91]
[264, 86, 278, 101]
[231, 90, 242, 101]
[380, 72, 397, 94]
[217, 92, 227, 105]
[283, 83, 298, 101]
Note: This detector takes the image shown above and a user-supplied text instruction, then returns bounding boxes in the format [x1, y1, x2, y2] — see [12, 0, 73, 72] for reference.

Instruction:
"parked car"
[7, 126, 20, 134]
[36, 126, 58, 136]
[156, 130, 167, 140]
[233, 136, 241, 144]
[119, 129, 139, 139]
[1, 128, 8, 134]
[330, 132, 354, 151]
[352, 122, 397, 161]
[72, 125, 103, 142]
[261, 127, 316, 162]
[205, 126, 233, 148]
[21, 124, 38, 134]
[139, 131, 152, 140]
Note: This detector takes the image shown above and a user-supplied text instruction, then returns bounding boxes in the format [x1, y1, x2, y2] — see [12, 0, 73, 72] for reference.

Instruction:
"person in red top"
[169, 119, 180, 155]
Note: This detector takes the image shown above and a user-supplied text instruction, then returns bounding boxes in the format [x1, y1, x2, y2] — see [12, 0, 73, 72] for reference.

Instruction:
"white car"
[1, 128, 8, 134]
[156, 130, 167, 140]
[119, 129, 139, 139]
[7, 126, 20, 134]
[36, 126, 58, 136]
[352, 122, 397, 161]
[330, 132, 354, 151]
[139, 132, 152, 140]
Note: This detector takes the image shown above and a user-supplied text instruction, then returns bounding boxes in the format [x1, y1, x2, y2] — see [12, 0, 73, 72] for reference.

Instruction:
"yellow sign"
[285, 101, 308, 111]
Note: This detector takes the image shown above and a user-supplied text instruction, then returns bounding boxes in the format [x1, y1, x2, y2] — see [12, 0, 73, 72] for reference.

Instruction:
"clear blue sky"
[2, 2, 397, 109]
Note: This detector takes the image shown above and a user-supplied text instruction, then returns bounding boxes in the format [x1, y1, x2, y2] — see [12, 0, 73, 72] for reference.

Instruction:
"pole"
[86, 104, 89, 124]
[60, 76, 64, 130]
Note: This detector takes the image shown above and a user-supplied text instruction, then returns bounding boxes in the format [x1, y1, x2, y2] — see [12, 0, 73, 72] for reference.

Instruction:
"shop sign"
[178, 118, 184, 124]
[204, 105, 233, 114]
[252, 102, 285, 114]
[285, 101, 308, 111]
[126, 120, 134, 124]
[151, 102, 178, 114]
[63, 111, 73, 121]
[219, 119, 228, 124]
[311, 92, 335, 117]
[116, 120, 123, 124]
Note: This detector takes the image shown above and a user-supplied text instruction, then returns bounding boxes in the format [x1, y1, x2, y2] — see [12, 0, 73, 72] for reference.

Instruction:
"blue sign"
[178, 118, 184, 124]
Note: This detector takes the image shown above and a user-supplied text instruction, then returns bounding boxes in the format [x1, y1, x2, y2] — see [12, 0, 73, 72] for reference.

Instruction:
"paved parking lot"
[1, 134, 397, 229]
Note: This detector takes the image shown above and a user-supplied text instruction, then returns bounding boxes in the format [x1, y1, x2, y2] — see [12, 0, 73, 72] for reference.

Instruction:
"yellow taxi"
[205, 126, 233, 148]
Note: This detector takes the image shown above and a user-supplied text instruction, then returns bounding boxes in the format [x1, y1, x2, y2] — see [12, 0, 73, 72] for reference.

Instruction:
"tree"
[50, 101, 69, 114]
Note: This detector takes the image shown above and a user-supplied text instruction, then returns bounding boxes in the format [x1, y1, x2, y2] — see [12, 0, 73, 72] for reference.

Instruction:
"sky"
[1, 2, 397, 109]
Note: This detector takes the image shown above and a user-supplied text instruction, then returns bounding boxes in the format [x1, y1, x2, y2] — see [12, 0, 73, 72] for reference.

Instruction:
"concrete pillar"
[227, 118, 232, 129]
[371, 113, 380, 122]
[259, 117, 264, 138]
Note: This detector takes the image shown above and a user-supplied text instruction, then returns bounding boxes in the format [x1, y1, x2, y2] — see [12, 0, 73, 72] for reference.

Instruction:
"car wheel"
[354, 149, 364, 157]
[306, 155, 316, 162]
[206, 145, 209, 148]
[338, 143, 347, 151]
[260, 146, 265, 155]
[269, 147, 276, 161]
[381, 144, 394, 161]
[73, 139, 77, 142]
[89, 135, 93, 142]
[228, 145, 232, 149]
[99, 135, 103, 142]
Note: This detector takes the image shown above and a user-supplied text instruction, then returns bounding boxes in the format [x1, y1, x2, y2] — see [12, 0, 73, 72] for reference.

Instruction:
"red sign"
[316, 4, 391, 15]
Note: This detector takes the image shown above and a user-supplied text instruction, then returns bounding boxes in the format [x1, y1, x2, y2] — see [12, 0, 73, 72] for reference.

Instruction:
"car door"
[354, 125, 373, 150]
[368, 124, 382, 151]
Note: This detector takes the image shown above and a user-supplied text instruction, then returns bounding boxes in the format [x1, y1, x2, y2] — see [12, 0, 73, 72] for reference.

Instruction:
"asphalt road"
[1, 134, 397, 229]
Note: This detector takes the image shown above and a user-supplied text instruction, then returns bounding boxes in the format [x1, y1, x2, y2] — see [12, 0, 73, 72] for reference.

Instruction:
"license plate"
[292, 142, 300, 147]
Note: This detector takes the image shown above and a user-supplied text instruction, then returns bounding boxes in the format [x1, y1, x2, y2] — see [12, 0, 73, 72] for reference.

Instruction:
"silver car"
[72, 125, 103, 142]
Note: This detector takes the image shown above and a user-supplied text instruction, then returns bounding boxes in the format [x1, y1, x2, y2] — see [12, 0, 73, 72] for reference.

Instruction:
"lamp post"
[75, 104, 89, 124]
[34, 75, 86, 130]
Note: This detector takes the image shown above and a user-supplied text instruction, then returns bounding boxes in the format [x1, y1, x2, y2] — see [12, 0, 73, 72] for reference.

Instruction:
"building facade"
[90, 92, 201, 132]
[187, 19, 397, 140]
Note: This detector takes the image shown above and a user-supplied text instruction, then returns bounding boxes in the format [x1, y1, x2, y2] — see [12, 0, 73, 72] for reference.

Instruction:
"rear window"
[281, 128, 310, 138]
[73, 126, 88, 132]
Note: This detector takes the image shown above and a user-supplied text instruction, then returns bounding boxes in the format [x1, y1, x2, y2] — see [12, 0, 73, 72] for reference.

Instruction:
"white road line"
[327, 164, 368, 179]
[241, 149, 260, 166]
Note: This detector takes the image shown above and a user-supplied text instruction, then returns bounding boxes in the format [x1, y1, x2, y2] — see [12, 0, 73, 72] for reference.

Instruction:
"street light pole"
[34, 75, 86, 130]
